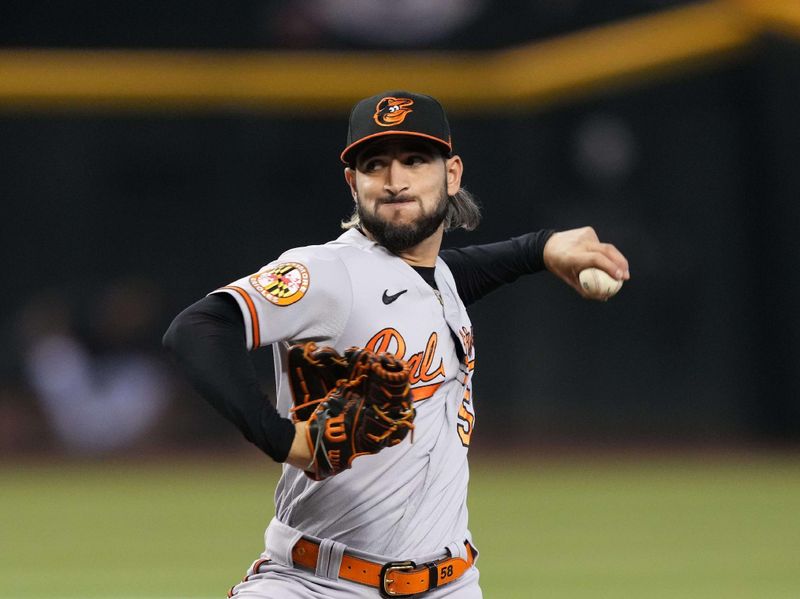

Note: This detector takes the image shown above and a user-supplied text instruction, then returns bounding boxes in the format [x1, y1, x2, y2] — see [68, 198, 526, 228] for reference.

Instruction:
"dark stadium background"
[3, 1, 798, 450]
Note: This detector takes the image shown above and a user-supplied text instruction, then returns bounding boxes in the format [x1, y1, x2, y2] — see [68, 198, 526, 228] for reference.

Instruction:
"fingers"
[564, 239, 628, 281]
[586, 253, 626, 283]
[591, 242, 630, 280]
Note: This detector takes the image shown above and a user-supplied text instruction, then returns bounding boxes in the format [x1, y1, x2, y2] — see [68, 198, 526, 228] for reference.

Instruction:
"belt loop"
[316, 538, 347, 580]
[426, 562, 439, 590]
[264, 517, 304, 567]
[445, 542, 465, 561]
[327, 541, 346, 580]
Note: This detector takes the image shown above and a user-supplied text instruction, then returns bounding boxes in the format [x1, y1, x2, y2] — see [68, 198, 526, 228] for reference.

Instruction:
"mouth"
[379, 195, 417, 206]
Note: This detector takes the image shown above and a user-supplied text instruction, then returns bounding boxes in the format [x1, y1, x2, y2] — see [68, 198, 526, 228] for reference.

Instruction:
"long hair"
[341, 187, 482, 232]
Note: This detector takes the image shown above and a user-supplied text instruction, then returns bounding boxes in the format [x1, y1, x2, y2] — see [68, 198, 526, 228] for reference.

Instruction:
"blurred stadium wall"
[1, 0, 799, 456]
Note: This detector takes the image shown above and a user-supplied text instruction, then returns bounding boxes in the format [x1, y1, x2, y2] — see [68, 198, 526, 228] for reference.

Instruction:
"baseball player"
[164, 90, 630, 598]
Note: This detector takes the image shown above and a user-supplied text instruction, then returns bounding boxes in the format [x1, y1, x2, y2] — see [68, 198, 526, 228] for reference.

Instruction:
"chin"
[378, 204, 420, 223]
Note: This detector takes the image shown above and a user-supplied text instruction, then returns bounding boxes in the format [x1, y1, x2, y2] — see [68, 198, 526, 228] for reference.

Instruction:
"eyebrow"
[357, 141, 439, 163]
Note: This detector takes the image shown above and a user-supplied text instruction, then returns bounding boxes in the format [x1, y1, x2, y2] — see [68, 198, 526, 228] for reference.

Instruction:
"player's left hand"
[287, 343, 415, 480]
[543, 226, 630, 299]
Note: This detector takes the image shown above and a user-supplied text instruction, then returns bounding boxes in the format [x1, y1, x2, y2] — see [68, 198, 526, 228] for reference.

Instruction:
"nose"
[383, 159, 409, 196]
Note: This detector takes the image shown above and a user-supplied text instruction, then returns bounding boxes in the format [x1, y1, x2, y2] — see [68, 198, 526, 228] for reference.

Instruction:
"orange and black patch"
[249, 262, 310, 306]
[373, 96, 414, 127]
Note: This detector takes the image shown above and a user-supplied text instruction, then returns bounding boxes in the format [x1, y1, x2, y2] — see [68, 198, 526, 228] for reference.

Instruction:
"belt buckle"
[379, 560, 416, 598]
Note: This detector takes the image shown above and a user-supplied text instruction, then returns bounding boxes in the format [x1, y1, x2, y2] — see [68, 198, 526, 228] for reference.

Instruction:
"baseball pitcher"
[164, 90, 630, 598]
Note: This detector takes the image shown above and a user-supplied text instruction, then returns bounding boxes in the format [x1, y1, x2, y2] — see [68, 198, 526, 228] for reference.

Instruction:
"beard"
[358, 187, 449, 254]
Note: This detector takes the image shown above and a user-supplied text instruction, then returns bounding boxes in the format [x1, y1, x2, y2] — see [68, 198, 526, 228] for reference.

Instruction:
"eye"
[362, 158, 385, 172]
[404, 154, 427, 166]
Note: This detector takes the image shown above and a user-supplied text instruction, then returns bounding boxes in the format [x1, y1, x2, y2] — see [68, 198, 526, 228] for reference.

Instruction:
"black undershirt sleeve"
[162, 293, 295, 462]
[439, 229, 555, 307]
[162, 230, 554, 458]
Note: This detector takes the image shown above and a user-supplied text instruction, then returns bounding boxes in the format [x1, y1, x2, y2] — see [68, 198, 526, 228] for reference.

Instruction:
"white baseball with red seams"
[579, 267, 623, 300]
[214, 227, 480, 598]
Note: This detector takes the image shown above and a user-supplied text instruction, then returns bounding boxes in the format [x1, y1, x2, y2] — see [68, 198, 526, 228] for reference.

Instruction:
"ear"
[344, 167, 358, 201]
[445, 155, 463, 196]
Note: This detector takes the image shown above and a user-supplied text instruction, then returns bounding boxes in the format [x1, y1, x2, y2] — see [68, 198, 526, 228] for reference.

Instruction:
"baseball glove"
[287, 342, 414, 480]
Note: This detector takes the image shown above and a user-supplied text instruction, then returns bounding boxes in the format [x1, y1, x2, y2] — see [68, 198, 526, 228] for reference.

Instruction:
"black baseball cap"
[340, 90, 453, 165]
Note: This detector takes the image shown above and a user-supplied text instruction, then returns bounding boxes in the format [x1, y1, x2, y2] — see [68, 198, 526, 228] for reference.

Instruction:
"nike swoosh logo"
[382, 289, 408, 305]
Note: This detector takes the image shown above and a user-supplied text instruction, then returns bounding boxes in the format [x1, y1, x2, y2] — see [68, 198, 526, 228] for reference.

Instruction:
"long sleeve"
[162, 293, 295, 462]
[440, 230, 555, 306]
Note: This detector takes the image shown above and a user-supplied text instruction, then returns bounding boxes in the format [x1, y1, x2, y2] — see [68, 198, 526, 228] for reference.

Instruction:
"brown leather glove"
[288, 342, 414, 480]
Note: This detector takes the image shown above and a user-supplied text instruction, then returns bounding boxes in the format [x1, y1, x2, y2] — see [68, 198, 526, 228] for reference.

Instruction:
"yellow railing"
[0, 0, 795, 113]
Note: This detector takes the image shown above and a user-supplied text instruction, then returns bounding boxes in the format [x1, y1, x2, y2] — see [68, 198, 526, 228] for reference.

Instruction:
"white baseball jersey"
[214, 228, 477, 558]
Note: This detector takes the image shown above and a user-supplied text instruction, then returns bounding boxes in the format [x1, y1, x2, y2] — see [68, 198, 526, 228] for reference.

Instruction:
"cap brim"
[340, 131, 452, 165]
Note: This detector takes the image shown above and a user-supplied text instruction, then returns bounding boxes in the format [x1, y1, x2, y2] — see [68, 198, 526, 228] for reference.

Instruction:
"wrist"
[541, 229, 558, 272]
[285, 420, 313, 470]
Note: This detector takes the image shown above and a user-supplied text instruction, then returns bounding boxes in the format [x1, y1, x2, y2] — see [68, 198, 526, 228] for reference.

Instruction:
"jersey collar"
[337, 227, 380, 250]
[336, 228, 447, 274]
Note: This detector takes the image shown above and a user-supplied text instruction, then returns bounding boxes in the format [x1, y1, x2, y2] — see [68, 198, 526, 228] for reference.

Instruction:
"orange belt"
[291, 538, 476, 598]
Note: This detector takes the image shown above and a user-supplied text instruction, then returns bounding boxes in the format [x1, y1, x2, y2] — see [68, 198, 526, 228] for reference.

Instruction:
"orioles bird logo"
[373, 97, 414, 127]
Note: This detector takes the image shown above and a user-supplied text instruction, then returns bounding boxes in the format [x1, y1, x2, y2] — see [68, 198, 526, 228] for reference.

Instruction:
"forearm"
[162, 294, 295, 462]
[440, 229, 554, 306]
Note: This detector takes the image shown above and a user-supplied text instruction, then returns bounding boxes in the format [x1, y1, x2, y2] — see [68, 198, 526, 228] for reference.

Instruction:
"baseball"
[579, 267, 623, 300]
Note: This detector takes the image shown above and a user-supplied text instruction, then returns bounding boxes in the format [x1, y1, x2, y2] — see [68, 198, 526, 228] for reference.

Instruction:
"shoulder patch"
[249, 262, 310, 306]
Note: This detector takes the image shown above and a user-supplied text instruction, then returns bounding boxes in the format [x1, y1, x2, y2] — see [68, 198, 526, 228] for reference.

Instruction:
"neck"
[361, 226, 444, 267]
[397, 227, 443, 267]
